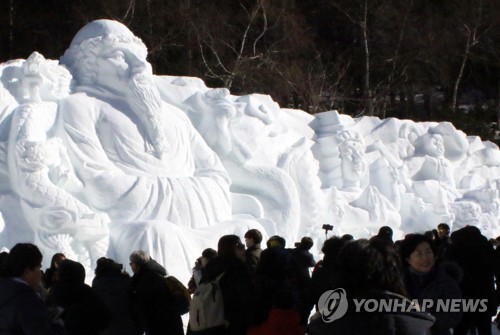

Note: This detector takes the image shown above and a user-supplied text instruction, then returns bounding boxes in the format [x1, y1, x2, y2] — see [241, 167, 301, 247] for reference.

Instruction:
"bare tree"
[331, 0, 374, 116]
[451, 23, 478, 113]
[191, 0, 271, 89]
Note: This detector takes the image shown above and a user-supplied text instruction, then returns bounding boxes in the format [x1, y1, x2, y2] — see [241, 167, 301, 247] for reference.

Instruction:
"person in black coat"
[188, 235, 258, 335]
[0, 243, 65, 335]
[307, 238, 435, 335]
[50, 259, 111, 335]
[244, 229, 263, 277]
[309, 236, 348, 311]
[400, 234, 462, 335]
[92, 257, 141, 335]
[128, 250, 183, 335]
[435, 223, 451, 261]
[43, 253, 66, 290]
[448, 226, 497, 335]
[290, 236, 316, 326]
[254, 241, 300, 325]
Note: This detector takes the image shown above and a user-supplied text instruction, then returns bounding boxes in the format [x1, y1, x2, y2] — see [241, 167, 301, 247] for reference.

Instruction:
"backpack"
[164, 275, 191, 315]
[188, 272, 226, 332]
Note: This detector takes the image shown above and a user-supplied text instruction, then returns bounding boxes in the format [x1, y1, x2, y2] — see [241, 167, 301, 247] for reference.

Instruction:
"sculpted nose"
[130, 58, 150, 75]
[352, 152, 362, 162]
[134, 61, 147, 73]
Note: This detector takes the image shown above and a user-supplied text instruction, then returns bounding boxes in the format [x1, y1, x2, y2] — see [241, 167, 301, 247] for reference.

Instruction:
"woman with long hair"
[308, 238, 435, 335]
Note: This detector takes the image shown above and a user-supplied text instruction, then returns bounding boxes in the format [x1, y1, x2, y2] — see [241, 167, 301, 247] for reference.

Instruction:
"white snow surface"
[0, 20, 498, 284]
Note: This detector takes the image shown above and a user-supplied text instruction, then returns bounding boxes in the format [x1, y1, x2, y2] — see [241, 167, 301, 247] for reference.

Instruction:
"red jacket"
[247, 309, 304, 335]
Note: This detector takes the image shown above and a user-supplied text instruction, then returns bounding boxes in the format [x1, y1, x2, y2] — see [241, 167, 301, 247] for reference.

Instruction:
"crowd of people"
[0, 224, 499, 335]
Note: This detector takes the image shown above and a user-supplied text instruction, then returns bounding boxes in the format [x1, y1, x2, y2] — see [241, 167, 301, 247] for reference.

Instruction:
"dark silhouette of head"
[202, 248, 217, 260]
[321, 236, 347, 266]
[340, 234, 354, 242]
[57, 259, 86, 284]
[49, 253, 66, 270]
[266, 235, 286, 248]
[437, 223, 450, 239]
[94, 257, 123, 277]
[334, 239, 406, 297]
[450, 225, 485, 244]
[244, 229, 263, 244]
[217, 234, 245, 258]
[298, 236, 314, 251]
[5, 243, 42, 277]
[378, 226, 393, 239]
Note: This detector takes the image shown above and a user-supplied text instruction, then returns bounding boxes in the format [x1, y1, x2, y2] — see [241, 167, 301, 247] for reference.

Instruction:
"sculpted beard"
[126, 72, 168, 159]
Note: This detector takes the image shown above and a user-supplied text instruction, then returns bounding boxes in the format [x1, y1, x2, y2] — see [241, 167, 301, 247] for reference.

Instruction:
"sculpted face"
[454, 201, 481, 226]
[60, 20, 167, 158]
[339, 139, 366, 186]
[93, 37, 167, 158]
[95, 41, 150, 96]
[329, 197, 346, 223]
[423, 134, 445, 158]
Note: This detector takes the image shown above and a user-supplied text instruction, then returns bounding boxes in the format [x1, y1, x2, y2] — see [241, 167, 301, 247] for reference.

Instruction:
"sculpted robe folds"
[55, 91, 232, 228]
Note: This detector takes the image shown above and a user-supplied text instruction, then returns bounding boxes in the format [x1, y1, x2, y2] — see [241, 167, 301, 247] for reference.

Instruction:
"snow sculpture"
[182, 87, 302, 243]
[0, 19, 498, 282]
[7, 52, 108, 265]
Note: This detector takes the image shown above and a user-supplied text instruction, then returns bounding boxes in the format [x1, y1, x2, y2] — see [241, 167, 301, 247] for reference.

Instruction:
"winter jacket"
[306, 291, 435, 335]
[404, 264, 462, 335]
[290, 246, 316, 325]
[309, 261, 335, 311]
[245, 244, 262, 277]
[190, 255, 257, 335]
[50, 259, 111, 335]
[0, 277, 65, 335]
[448, 230, 497, 314]
[129, 260, 183, 335]
[447, 227, 497, 334]
[51, 281, 111, 335]
[290, 247, 316, 285]
[43, 268, 58, 289]
[253, 247, 300, 324]
[92, 273, 141, 335]
[246, 309, 304, 335]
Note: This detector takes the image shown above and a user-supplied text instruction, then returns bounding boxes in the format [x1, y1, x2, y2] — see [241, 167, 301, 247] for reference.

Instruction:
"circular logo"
[318, 288, 348, 323]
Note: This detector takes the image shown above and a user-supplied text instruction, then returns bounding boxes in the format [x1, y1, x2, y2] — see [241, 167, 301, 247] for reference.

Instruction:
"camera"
[294, 242, 301, 247]
[322, 224, 334, 231]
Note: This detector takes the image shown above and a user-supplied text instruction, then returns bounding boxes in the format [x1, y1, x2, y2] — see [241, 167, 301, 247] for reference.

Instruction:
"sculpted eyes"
[342, 148, 353, 157]
[105, 51, 126, 62]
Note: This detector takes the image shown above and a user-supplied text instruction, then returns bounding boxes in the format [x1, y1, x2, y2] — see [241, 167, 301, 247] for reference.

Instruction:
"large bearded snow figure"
[58, 19, 231, 228]
[53, 20, 236, 274]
